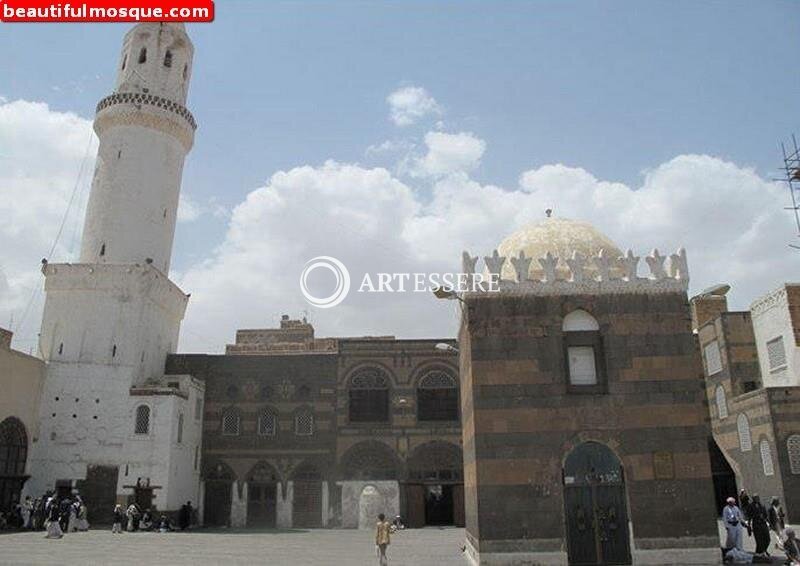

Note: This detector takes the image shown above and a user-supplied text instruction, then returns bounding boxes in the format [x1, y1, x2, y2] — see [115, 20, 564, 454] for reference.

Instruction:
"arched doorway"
[341, 441, 401, 481]
[292, 462, 322, 528]
[358, 485, 387, 529]
[406, 441, 464, 528]
[0, 417, 28, 515]
[247, 462, 279, 528]
[563, 442, 631, 565]
[708, 438, 737, 514]
[203, 462, 234, 527]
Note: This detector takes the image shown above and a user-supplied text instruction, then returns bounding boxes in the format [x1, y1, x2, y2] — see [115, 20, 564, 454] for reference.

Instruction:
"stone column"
[230, 480, 248, 528]
[198, 481, 205, 526]
[277, 481, 293, 528]
[321, 481, 329, 527]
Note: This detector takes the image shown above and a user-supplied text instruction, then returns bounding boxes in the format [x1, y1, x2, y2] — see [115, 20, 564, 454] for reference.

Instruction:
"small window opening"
[122, 53, 127, 70]
[163, 208, 167, 218]
[117, 149, 122, 159]
[183, 63, 188, 80]
[138, 47, 147, 64]
[100, 243, 106, 257]
[58, 343, 63, 355]
[112, 344, 117, 358]
[164, 50, 173, 67]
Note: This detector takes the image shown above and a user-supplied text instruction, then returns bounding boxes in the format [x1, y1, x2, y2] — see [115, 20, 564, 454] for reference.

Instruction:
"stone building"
[165, 316, 464, 529]
[0, 328, 45, 515]
[695, 282, 800, 522]
[458, 218, 719, 565]
[23, 23, 204, 522]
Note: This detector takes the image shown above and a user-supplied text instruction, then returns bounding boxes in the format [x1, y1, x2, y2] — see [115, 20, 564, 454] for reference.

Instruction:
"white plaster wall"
[752, 286, 798, 387]
[116, 23, 193, 105]
[79, 124, 188, 273]
[39, 264, 187, 385]
[277, 482, 293, 528]
[338, 481, 399, 529]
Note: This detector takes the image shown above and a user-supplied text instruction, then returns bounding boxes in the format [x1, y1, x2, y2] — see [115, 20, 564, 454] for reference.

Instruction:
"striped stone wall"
[460, 291, 718, 559]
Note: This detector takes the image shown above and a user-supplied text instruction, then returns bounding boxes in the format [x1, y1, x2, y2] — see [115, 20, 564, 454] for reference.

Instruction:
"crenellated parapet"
[461, 247, 690, 296]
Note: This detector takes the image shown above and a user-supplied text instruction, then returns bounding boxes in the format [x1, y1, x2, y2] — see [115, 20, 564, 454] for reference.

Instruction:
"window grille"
[738, 414, 752, 452]
[134, 405, 150, 435]
[221, 411, 240, 436]
[761, 440, 775, 476]
[715, 386, 728, 419]
[418, 371, 458, 421]
[788, 435, 800, 475]
[767, 337, 787, 371]
[295, 412, 314, 436]
[258, 410, 277, 437]
[704, 341, 723, 375]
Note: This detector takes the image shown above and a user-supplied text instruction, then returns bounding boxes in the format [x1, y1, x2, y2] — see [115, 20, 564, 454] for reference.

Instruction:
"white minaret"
[80, 22, 195, 273]
[25, 24, 204, 516]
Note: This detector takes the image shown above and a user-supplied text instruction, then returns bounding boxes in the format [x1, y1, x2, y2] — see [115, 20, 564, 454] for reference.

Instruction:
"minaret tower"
[25, 24, 204, 516]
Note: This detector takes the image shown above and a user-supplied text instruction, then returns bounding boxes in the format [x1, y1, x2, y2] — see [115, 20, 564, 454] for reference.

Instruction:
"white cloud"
[387, 86, 442, 127]
[410, 131, 486, 177]
[2, 99, 794, 357]
[0, 99, 96, 349]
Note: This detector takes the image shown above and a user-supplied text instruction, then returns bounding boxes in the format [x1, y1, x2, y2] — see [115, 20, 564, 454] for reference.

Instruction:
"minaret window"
[112, 344, 117, 358]
[121, 53, 127, 70]
[164, 50, 173, 68]
[100, 243, 105, 257]
[58, 343, 63, 355]
[138, 47, 147, 64]
[134, 405, 151, 435]
[183, 63, 188, 80]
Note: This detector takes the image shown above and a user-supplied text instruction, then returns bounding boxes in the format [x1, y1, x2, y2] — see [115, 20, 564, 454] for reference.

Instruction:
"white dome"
[496, 217, 623, 280]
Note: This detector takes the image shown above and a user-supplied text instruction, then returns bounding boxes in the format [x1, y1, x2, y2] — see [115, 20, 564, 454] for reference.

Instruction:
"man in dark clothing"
[58, 498, 71, 532]
[178, 501, 192, 530]
[750, 495, 771, 556]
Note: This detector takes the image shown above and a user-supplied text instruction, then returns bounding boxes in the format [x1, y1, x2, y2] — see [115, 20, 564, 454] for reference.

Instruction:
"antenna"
[780, 135, 800, 249]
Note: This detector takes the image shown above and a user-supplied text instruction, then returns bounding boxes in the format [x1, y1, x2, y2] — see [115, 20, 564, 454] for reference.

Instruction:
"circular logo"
[299, 256, 351, 308]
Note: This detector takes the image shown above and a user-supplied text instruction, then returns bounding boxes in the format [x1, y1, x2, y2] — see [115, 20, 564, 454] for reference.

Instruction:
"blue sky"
[1, 2, 799, 351]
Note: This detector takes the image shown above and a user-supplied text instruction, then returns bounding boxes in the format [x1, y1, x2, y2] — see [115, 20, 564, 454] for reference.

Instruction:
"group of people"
[111, 501, 194, 534]
[1, 494, 87, 534]
[723, 489, 798, 564]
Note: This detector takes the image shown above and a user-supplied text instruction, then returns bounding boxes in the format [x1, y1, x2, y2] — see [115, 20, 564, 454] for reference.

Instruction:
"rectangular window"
[767, 336, 787, 372]
[348, 390, 389, 423]
[568, 346, 597, 385]
[704, 341, 723, 375]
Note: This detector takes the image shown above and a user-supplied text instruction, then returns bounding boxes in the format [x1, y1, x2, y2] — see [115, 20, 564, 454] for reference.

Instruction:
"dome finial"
[545, 208, 553, 218]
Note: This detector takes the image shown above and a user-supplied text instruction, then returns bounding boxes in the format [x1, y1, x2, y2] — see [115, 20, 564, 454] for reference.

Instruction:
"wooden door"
[564, 442, 631, 565]
[247, 483, 277, 527]
[293, 480, 322, 528]
[405, 484, 425, 528]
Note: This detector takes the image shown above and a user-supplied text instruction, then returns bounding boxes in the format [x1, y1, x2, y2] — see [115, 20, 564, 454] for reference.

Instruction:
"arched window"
[163, 50, 172, 67]
[787, 435, 800, 475]
[134, 405, 150, 435]
[177, 413, 184, 444]
[348, 368, 390, 423]
[295, 411, 314, 436]
[225, 384, 239, 400]
[138, 47, 147, 64]
[0, 417, 28, 477]
[417, 370, 459, 422]
[737, 414, 752, 452]
[258, 408, 277, 437]
[0, 417, 28, 512]
[221, 409, 240, 436]
[760, 440, 775, 476]
[563, 310, 603, 388]
[715, 386, 728, 419]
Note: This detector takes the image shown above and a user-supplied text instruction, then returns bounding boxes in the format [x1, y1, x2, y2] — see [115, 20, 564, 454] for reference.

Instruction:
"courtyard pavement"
[0, 526, 468, 566]
[0, 523, 792, 565]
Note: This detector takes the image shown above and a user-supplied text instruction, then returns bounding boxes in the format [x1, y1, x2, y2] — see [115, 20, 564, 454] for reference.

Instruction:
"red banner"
[1, 0, 214, 22]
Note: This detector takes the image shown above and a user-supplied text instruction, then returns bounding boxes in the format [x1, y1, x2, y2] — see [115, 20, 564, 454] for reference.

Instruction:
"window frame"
[221, 409, 241, 437]
[134, 404, 151, 436]
[257, 408, 277, 438]
[563, 330, 607, 394]
[715, 386, 728, 419]
[737, 414, 752, 452]
[767, 336, 788, 373]
[347, 368, 391, 424]
[294, 411, 314, 437]
[417, 370, 459, 422]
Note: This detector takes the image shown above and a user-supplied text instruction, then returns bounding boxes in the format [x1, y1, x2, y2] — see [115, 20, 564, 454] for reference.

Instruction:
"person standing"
[375, 513, 391, 566]
[44, 498, 63, 539]
[75, 498, 89, 532]
[112, 505, 124, 534]
[21, 496, 32, 529]
[769, 497, 786, 537]
[750, 494, 771, 556]
[739, 489, 753, 538]
[723, 497, 745, 551]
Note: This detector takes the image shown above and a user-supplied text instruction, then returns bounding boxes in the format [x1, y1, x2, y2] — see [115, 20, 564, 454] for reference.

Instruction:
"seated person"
[783, 528, 800, 565]
[140, 509, 153, 531]
[156, 514, 172, 532]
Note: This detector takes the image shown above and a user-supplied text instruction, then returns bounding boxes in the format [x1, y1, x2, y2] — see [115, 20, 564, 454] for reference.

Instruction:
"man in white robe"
[723, 496, 745, 551]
